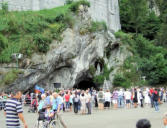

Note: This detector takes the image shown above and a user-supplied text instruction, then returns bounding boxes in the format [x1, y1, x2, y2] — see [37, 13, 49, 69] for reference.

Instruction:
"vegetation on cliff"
[0, 0, 90, 63]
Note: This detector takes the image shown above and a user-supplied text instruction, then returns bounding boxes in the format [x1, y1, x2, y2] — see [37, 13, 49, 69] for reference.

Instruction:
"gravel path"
[1, 104, 167, 128]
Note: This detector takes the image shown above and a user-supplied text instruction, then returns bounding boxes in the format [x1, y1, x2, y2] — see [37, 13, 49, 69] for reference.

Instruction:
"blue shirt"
[52, 96, 62, 110]
[4, 98, 23, 128]
[45, 96, 51, 105]
[38, 100, 45, 111]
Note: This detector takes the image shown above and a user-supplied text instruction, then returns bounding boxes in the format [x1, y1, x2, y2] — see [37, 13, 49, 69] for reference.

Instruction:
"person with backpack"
[153, 88, 159, 112]
[97, 89, 104, 110]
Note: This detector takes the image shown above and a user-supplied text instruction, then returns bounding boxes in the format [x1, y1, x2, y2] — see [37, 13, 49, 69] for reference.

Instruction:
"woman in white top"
[124, 89, 131, 109]
[143, 88, 151, 106]
[80, 91, 86, 114]
[104, 90, 111, 109]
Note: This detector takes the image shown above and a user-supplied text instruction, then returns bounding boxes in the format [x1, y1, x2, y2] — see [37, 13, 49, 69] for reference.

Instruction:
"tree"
[129, 0, 148, 34]
[113, 74, 131, 88]
[119, 0, 148, 34]
[139, 53, 167, 85]
[156, 2, 167, 47]
[142, 12, 160, 40]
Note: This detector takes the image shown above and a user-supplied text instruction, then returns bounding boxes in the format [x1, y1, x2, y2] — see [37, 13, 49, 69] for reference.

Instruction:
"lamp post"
[11, 53, 23, 69]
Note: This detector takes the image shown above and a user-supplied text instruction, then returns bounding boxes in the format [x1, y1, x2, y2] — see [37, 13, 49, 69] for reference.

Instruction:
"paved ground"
[1, 104, 167, 128]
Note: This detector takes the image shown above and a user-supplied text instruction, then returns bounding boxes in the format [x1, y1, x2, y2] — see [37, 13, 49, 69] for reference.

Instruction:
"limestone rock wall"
[89, 0, 121, 32]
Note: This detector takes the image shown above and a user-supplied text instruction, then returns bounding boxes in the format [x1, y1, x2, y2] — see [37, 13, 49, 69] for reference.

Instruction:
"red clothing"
[31, 99, 38, 107]
[154, 91, 158, 95]
[150, 89, 154, 95]
[65, 94, 70, 102]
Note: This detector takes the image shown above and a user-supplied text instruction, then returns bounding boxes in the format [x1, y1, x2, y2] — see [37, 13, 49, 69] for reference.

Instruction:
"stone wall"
[0, 0, 121, 32]
[0, 0, 65, 11]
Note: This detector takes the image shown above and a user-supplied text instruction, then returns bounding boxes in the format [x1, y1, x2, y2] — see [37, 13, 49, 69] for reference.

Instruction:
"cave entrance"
[74, 79, 97, 90]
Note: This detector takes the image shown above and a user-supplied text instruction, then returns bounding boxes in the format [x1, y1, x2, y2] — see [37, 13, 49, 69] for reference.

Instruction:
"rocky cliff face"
[0, 2, 130, 92]
[0, 5, 129, 92]
[1, 30, 109, 91]
[88, 0, 121, 32]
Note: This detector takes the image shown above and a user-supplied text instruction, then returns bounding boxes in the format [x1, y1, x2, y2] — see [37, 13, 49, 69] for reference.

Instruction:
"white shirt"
[104, 92, 111, 102]
[85, 93, 91, 103]
[124, 91, 131, 100]
[118, 90, 124, 97]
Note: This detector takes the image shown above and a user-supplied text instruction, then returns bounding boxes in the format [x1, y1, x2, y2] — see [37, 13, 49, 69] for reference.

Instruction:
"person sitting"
[44, 104, 54, 121]
[136, 119, 151, 128]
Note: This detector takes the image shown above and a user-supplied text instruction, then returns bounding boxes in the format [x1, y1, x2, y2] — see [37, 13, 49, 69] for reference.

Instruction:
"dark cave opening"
[74, 79, 97, 90]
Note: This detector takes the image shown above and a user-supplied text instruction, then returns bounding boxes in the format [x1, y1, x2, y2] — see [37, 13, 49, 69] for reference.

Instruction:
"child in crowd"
[45, 105, 54, 121]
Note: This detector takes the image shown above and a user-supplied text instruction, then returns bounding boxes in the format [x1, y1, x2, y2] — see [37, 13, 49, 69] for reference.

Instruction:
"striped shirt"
[4, 98, 23, 128]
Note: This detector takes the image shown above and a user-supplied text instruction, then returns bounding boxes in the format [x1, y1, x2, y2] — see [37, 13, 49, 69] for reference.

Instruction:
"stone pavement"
[1, 104, 167, 128]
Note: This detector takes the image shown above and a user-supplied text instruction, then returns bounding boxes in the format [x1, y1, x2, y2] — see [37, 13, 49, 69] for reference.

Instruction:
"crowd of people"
[24, 87, 166, 113]
[1, 87, 167, 128]
[1, 87, 167, 114]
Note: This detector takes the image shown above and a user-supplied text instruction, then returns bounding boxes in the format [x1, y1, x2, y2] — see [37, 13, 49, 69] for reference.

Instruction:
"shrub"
[49, 23, 66, 33]
[70, 0, 90, 13]
[1, 2, 8, 13]
[2, 69, 23, 85]
[63, 13, 75, 28]
[79, 26, 89, 35]
[89, 65, 96, 76]
[89, 21, 107, 33]
[113, 74, 131, 88]
[93, 65, 113, 85]
[33, 33, 52, 53]
[0, 34, 8, 52]
[0, 42, 22, 63]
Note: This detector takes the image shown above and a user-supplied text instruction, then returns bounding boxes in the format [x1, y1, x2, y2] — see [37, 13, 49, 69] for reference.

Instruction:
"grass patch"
[0, 69, 23, 87]
[0, 3, 77, 63]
